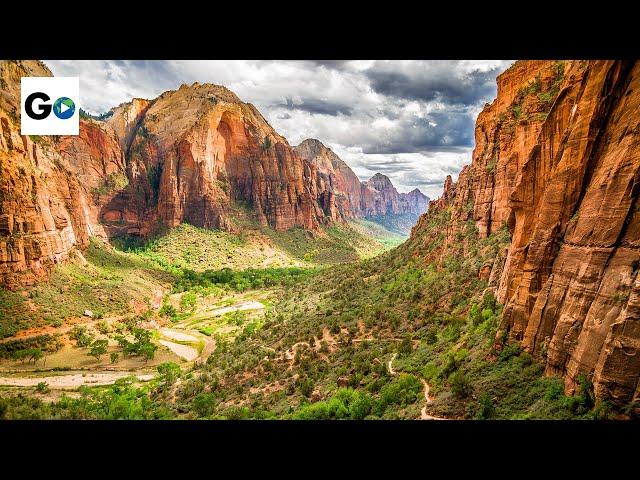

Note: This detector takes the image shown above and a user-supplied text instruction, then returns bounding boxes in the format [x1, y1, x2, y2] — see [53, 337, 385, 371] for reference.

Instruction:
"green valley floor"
[0, 215, 616, 420]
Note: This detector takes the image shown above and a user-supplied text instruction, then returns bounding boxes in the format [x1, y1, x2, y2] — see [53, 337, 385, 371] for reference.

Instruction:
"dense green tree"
[449, 371, 472, 398]
[89, 340, 108, 361]
[157, 362, 181, 385]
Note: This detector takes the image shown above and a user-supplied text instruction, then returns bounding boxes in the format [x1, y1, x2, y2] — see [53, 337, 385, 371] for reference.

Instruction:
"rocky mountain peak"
[367, 173, 395, 191]
[406, 188, 428, 200]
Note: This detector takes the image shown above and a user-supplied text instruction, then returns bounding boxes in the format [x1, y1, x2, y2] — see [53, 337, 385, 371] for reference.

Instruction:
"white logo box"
[21, 77, 80, 135]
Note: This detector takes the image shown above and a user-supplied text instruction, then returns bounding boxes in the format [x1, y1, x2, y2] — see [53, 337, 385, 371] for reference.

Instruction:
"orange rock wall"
[419, 60, 640, 406]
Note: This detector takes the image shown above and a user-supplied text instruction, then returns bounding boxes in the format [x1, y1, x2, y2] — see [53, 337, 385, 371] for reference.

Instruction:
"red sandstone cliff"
[0, 60, 125, 289]
[0, 61, 347, 288]
[294, 138, 362, 219]
[416, 60, 640, 408]
[101, 83, 329, 236]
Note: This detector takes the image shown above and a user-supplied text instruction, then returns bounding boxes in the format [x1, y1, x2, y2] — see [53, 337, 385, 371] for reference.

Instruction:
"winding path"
[158, 340, 199, 361]
[387, 352, 447, 421]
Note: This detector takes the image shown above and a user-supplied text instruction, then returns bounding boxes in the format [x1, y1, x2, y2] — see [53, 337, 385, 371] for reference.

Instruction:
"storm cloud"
[45, 59, 513, 197]
[280, 96, 353, 116]
[365, 60, 504, 105]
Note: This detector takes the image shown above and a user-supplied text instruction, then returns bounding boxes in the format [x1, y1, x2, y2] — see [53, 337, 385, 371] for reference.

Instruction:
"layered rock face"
[294, 138, 363, 219]
[0, 61, 346, 288]
[102, 83, 327, 236]
[419, 60, 640, 407]
[361, 172, 429, 217]
[0, 60, 124, 289]
[295, 139, 430, 227]
[105, 98, 151, 153]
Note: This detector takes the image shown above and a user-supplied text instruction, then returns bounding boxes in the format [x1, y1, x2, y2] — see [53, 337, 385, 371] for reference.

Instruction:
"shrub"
[544, 379, 565, 401]
[296, 376, 314, 397]
[449, 371, 472, 398]
[138, 342, 157, 361]
[468, 303, 481, 326]
[96, 321, 110, 334]
[157, 362, 181, 385]
[512, 105, 522, 119]
[192, 393, 217, 418]
[36, 382, 50, 394]
[89, 339, 108, 361]
[159, 303, 177, 319]
[180, 292, 197, 313]
[498, 343, 522, 362]
[398, 336, 413, 356]
[475, 394, 495, 419]
[375, 374, 422, 415]
[577, 374, 595, 410]
[70, 326, 92, 348]
[225, 407, 250, 420]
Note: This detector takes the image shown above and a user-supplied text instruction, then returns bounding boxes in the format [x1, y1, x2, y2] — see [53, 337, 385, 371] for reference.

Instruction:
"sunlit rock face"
[0, 60, 124, 289]
[417, 60, 640, 408]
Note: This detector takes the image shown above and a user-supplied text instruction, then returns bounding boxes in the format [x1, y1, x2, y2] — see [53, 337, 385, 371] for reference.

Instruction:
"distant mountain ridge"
[294, 139, 430, 234]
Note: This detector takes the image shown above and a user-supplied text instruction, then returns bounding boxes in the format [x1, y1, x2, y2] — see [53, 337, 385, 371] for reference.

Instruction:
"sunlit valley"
[1, 59, 638, 420]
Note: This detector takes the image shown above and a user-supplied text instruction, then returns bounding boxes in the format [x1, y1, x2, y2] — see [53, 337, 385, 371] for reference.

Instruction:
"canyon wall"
[100, 83, 332, 236]
[0, 60, 125, 289]
[294, 138, 363, 219]
[0, 61, 373, 288]
[420, 60, 640, 407]
[361, 172, 429, 218]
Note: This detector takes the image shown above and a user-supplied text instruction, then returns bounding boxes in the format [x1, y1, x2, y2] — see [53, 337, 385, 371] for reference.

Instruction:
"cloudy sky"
[45, 60, 513, 198]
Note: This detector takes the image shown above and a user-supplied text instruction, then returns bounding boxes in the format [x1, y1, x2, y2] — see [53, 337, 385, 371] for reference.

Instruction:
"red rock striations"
[100, 83, 329, 236]
[0, 60, 125, 289]
[418, 60, 640, 407]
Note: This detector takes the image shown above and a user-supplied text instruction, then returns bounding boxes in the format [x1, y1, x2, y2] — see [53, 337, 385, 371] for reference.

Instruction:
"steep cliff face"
[295, 139, 430, 231]
[418, 60, 640, 408]
[0, 62, 345, 288]
[404, 188, 430, 213]
[361, 172, 429, 217]
[102, 83, 328, 236]
[294, 138, 362, 219]
[105, 98, 152, 153]
[0, 60, 124, 289]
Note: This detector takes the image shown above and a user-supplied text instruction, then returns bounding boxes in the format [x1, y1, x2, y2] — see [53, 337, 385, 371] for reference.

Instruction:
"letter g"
[25, 92, 52, 120]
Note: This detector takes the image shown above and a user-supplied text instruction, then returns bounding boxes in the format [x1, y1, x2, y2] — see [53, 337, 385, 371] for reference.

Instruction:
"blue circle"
[52, 97, 76, 120]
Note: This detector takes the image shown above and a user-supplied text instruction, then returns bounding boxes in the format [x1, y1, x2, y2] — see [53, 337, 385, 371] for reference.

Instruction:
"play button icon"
[53, 97, 76, 120]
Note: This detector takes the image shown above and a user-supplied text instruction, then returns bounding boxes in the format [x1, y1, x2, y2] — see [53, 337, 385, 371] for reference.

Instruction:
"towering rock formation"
[99, 83, 329, 236]
[294, 138, 363, 219]
[0, 60, 125, 289]
[361, 172, 429, 217]
[104, 98, 151, 153]
[295, 139, 430, 232]
[417, 60, 640, 408]
[0, 61, 360, 288]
